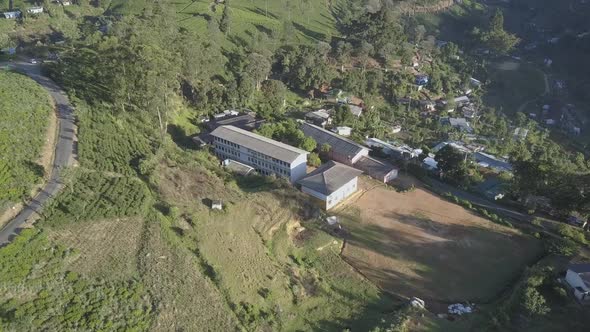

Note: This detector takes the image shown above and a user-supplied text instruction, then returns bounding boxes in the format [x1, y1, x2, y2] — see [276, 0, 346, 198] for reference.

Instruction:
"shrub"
[546, 238, 579, 256]
[557, 224, 588, 245]
[521, 286, 550, 316]
[43, 171, 151, 226]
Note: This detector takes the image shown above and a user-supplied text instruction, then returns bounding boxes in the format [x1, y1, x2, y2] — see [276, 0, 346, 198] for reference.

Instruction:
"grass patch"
[483, 61, 546, 115]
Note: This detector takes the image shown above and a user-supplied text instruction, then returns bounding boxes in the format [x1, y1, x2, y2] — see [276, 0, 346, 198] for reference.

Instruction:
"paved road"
[0, 61, 77, 245]
[426, 178, 535, 223]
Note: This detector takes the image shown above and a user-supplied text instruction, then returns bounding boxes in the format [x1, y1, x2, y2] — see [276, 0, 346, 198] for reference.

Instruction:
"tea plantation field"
[0, 71, 53, 215]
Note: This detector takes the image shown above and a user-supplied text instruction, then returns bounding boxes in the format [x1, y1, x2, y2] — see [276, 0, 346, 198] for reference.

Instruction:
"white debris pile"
[409, 297, 425, 309]
[448, 303, 473, 315]
[326, 216, 339, 226]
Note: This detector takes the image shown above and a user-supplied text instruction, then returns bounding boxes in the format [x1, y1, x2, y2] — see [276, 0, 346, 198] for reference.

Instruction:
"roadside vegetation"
[0, 71, 52, 216]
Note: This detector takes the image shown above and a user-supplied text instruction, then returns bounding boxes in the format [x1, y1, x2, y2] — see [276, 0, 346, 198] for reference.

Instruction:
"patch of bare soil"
[340, 179, 542, 302]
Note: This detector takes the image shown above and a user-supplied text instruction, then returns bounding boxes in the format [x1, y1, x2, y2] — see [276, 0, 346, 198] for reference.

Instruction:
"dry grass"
[338, 178, 543, 302]
[46, 217, 144, 281]
[138, 219, 240, 332]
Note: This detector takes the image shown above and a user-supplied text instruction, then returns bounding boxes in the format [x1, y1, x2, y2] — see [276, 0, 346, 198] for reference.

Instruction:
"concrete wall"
[351, 149, 370, 165]
[290, 154, 308, 183]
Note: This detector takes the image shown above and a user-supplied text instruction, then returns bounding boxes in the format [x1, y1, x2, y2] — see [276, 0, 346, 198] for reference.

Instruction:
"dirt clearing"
[338, 179, 543, 302]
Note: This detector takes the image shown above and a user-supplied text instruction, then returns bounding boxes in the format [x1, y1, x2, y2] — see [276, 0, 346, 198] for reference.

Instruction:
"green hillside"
[109, 0, 340, 43]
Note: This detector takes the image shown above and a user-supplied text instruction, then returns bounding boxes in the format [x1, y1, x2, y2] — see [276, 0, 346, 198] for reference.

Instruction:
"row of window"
[214, 136, 240, 149]
[247, 156, 290, 176]
[217, 145, 239, 157]
[247, 148, 289, 167]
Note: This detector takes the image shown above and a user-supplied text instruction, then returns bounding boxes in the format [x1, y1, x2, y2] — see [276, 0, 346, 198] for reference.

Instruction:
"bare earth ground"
[338, 178, 543, 303]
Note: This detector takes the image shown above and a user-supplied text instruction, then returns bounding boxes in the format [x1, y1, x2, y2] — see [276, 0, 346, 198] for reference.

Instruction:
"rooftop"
[298, 161, 363, 195]
[570, 263, 590, 274]
[207, 113, 264, 131]
[306, 109, 332, 120]
[222, 159, 255, 176]
[354, 156, 398, 179]
[301, 122, 369, 158]
[211, 125, 307, 163]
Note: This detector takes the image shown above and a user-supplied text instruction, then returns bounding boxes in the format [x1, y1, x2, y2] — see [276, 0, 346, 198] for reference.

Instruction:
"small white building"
[305, 109, 333, 127]
[348, 105, 363, 118]
[2, 11, 21, 19]
[565, 264, 590, 302]
[211, 200, 223, 210]
[298, 161, 363, 210]
[27, 7, 44, 14]
[332, 126, 352, 137]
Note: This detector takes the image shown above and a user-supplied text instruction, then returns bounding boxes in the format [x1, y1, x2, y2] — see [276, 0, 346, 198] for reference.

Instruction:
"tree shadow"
[293, 22, 326, 41]
[253, 23, 273, 36]
[168, 124, 197, 150]
[244, 7, 279, 20]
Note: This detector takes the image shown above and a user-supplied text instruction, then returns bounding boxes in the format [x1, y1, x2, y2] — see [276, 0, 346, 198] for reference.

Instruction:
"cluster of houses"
[199, 109, 399, 211]
[422, 140, 513, 174]
[1, 1, 72, 19]
[530, 102, 583, 137]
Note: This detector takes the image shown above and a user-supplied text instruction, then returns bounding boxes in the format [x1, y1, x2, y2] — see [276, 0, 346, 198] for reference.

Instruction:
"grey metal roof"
[298, 161, 363, 195]
[211, 125, 307, 163]
[569, 263, 590, 274]
[354, 156, 398, 179]
[301, 122, 368, 158]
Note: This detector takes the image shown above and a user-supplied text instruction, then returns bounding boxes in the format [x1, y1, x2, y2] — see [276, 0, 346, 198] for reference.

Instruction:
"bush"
[521, 286, 550, 316]
[556, 224, 588, 245]
[43, 171, 151, 226]
[546, 238, 579, 256]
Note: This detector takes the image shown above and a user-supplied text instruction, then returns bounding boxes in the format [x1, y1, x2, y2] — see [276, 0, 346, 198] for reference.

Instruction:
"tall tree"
[219, 0, 231, 34]
[245, 53, 271, 91]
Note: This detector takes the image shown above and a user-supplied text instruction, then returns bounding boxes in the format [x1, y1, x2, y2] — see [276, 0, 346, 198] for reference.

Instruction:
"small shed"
[27, 7, 44, 14]
[2, 11, 21, 19]
[211, 200, 223, 210]
[332, 126, 352, 137]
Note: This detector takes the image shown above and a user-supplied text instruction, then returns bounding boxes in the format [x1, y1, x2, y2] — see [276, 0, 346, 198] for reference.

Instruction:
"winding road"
[0, 61, 77, 245]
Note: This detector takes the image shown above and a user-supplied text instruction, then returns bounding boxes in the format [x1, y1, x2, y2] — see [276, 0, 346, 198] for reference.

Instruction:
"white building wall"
[290, 154, 308, 183]
[350, 149, 369, 165]
[326, 177, 358, 209]
[566, 270, 589, 291]
[301, 177, 358, 210]
[212, 138, 306, 183]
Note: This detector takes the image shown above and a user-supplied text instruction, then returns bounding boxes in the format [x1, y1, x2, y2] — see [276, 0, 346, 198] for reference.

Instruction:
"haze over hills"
[1, 0, 590, 331]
